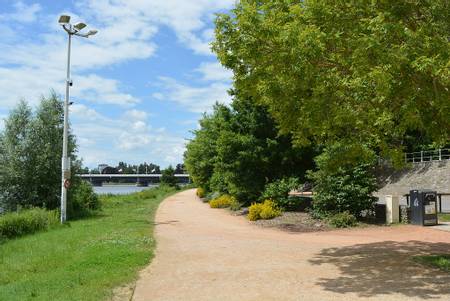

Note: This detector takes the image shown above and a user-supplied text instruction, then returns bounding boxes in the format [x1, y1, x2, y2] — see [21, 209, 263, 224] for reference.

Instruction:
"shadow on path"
[152, 220, 179, 225]
[309, 240, 450, 299]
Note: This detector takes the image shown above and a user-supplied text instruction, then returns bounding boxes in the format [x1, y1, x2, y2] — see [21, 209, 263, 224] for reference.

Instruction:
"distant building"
[98, 164, 109, 174]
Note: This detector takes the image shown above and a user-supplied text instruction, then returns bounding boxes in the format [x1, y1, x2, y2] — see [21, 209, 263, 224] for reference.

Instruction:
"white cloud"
[0, 0, 236, 167]
[154, 76, 231, 113]
[153, 60, 232, 113]
[196, 61, 233, 82]
[0, 67, 139, 108]
[78, 0, 234, 56]
[70, 105, 186, 167]
[0, 2, 41, 23]
[123, 109, 148, 121]
[74, 75, 140, 106]
[0, 2, 157, 108]
[0, 0, 234, 109]
[70, 104, 104, 121]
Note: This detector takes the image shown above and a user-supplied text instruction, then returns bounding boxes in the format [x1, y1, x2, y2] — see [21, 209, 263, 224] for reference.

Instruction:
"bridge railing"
[405, 148, 450, 163]
[78, 174, 189, 178]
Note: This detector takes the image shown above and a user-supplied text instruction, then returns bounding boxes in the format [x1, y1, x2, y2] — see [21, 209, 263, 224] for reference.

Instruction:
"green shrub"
[248, 200, 282, 221]
[160, 166, 178, 187]
[68, 180, 101, 218]
[137, 188, 158, 199]
[308, 144, 378, 218]
[205, 191, 221, 202]
[209, 195, 233, 208]
[328, 211, 357, 228]
[229, 197, 241, 211]
[0, 208, 59, 239]
[261, 177, 302, 210]
[196, 187, 206, 198]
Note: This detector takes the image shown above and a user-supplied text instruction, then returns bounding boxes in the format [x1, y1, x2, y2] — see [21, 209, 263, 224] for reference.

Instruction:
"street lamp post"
[58, 15, 97, 223]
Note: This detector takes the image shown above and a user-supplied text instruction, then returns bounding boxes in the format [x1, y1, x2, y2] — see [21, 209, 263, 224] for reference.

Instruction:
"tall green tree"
[185, 95, 315, 202]
[160, 165, 178, 187]
[214, 96, 315, 201]
[0, 94, 77, 211]
[0, 101, 36, 210]
[213, 0, 450, 164]
[31, 93, 77, 209]
[184, 103, 233, 192]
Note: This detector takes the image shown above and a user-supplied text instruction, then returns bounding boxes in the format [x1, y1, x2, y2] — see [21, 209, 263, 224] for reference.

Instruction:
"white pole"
[61, 33, 72, 223]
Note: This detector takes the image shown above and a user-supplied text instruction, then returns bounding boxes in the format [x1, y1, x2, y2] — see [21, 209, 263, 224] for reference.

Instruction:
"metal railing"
[405, 148, 450, 163]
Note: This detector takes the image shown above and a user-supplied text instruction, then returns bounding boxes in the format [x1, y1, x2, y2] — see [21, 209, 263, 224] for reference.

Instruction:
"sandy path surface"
[133, 189, 450, 301]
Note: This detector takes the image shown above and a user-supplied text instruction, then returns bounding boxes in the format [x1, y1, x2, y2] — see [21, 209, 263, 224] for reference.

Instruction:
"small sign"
[64, 170, 71, 179]
[425, 202, 436, 215]
[64, 179, 71, 189]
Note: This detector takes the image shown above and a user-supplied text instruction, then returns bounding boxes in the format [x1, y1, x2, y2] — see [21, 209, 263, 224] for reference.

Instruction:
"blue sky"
[0, 0, 234, 168]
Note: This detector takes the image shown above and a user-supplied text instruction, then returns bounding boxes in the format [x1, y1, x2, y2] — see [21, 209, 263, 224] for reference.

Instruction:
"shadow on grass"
[309, 240, 450, 299]
[68, 211, 108, 221]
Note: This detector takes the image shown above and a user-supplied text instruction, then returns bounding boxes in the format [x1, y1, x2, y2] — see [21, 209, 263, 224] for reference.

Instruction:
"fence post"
[421, 151, 423, 162]
[439, 149, 442, 161]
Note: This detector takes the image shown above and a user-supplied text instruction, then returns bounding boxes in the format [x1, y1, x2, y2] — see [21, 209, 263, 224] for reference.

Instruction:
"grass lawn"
[414, 254, 450, 273]
[439, 213, 450, 222]
[0, 185, 181, 301]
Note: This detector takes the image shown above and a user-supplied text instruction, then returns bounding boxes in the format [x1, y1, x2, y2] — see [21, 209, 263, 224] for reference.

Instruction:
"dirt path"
[133, 189, 450, 301]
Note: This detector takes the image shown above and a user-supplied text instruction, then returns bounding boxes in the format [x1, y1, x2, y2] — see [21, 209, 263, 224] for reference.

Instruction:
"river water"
[93, 185, 158, 195]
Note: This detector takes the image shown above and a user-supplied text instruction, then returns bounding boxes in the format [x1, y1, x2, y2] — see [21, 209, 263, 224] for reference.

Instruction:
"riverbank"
[0, 185, 180, 301]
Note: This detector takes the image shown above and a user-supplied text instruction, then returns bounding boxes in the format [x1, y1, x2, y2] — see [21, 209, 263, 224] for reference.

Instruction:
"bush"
[248, 200, 282, 221]
[248, 203, 263, 221]
[68, 181, 101, 218]
[328, 211, 357, 228]
[308, 144, 378, 218]
[160, 166, 178, 187]
[196, 187, 206, 198]
[229, 197, 241, 211]
[205, 191, 221, 202]
[261, 177, 303, 210]
[0, 208, 59, 240]
[209, 195, 233, 208]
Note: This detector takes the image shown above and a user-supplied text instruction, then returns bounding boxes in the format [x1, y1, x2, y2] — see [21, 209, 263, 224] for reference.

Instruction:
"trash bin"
[410, 189, 438, 226]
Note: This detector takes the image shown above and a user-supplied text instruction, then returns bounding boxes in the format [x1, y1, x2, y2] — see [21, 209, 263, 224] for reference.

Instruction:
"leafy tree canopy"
[185, 95, 316, 202]
[213, 0, 450, 164]
[0, 93, 78, 211]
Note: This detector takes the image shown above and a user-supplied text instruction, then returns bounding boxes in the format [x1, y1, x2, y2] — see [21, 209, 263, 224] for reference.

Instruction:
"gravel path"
[133, 189, 450, 301]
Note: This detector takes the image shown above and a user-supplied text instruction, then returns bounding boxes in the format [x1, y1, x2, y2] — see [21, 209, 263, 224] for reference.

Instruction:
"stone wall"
[376, 160, 450, 211]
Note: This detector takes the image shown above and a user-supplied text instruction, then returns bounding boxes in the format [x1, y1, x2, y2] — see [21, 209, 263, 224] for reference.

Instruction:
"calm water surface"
[93, 185, 158, 195]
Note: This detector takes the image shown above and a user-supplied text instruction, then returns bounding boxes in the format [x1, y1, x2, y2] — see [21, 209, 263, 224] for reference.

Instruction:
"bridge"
[79, 174, 190, 186]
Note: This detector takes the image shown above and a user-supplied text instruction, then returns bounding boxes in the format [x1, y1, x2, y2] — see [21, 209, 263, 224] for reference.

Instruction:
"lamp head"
[58, 15, 71, 24]
[87, 29, 98, 36]
[74, 22, 87, 31]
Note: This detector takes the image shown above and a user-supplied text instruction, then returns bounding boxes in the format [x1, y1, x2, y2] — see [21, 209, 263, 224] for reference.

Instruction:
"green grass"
[414, 254, 450, 273]
[439, 213, 450, 222]
[0, 185, 180, 301]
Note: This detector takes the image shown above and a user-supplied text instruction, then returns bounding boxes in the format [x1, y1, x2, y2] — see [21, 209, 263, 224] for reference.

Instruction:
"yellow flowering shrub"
[196, 187, 206, 198]
[248, 200, 281, 221]
[209, 195, 233, 208]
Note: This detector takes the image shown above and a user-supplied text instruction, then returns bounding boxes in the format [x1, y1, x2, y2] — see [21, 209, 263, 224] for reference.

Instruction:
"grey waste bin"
[410, 189, 438, 226]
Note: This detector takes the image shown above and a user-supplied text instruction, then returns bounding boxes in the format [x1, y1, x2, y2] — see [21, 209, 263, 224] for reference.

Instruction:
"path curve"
[133, 189, 450, 301]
